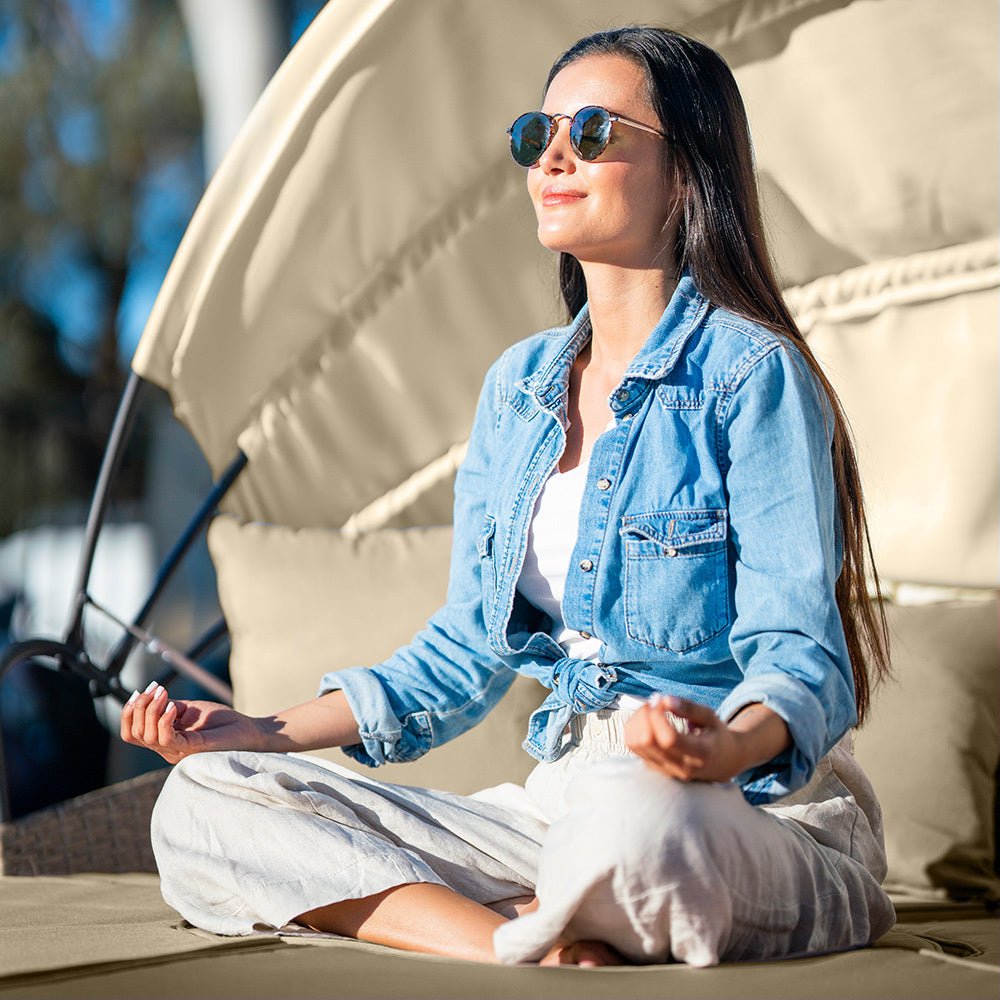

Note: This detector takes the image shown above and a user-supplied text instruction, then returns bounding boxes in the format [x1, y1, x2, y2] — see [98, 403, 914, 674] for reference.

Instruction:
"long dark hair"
[546, 26, 890, 725]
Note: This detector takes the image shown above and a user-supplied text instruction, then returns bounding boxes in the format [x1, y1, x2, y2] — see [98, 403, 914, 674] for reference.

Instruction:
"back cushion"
[853, 597, 1000, 902]
[207, 516, 546, 794]
[209, 515, 1000, 902]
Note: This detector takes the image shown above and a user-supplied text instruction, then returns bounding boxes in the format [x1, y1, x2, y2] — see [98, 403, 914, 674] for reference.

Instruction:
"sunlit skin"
[528, 55, 682, 474]
[528, 55, 678, 273]
[121, 53, 790, 968]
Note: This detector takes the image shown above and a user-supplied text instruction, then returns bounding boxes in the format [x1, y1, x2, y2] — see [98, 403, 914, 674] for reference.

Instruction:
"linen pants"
[151, 708, 896, 966]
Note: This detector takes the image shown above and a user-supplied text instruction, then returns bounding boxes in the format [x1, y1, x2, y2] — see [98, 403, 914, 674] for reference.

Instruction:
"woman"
[125, 26, 895, 967]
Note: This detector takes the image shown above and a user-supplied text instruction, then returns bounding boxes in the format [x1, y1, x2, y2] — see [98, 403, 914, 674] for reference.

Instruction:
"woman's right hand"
[120, 682, 263, 765]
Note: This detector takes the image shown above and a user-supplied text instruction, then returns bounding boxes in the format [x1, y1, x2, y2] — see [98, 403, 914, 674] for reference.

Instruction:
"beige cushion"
[2, 879, 998, 995]
[739, 0, 997, 284]
[207, 516, 547, 794]
[804, 284, 999, 589]
[209, 516, 1000, 902]
[853, 597, 1000, 902]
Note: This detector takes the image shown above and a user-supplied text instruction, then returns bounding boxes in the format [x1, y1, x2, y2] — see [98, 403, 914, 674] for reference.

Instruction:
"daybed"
[1, 1, 997, 997]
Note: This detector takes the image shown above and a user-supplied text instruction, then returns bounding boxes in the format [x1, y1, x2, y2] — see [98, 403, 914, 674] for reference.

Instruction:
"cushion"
[853, 596, 1000, 902]
[207, 516, 547, 794]
[804, 284, 999, 589]
[2, 875, 998, 997]
[209, 516, 1000, 901]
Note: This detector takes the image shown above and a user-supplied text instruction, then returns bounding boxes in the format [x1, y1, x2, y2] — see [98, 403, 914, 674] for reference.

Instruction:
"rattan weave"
[0, 768, 168, 875]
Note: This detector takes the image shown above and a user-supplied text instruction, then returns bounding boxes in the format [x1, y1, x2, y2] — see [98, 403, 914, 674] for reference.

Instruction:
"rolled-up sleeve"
[317, 354, 516, 767]
[717, 340, 857, 803]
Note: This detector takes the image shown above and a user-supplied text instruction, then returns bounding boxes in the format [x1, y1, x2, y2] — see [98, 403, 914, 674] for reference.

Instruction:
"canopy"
[132, 0, 999, 587]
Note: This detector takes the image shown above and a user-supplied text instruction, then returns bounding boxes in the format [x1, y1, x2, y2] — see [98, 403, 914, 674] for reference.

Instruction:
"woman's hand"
[624, 694, 791, 785]
[120, 682, 264, 765]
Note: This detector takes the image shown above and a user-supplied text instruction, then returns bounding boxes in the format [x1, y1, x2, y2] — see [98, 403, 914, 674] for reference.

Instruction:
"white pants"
[151, 707, 895, 966]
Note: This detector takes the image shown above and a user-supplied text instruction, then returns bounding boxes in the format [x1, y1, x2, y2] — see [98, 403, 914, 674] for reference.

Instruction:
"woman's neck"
[579, 261, 679, 373]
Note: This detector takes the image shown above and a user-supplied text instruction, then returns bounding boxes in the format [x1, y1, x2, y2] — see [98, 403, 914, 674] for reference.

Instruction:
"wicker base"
[0, 768, 169, 876]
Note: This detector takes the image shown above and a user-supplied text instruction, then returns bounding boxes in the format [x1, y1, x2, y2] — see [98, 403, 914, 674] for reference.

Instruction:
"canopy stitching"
[787, 238, 999, 334]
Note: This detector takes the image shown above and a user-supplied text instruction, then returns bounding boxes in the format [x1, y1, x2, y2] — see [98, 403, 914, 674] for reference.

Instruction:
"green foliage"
[1, 1, 200, 274]
[0, 0, 200, 535]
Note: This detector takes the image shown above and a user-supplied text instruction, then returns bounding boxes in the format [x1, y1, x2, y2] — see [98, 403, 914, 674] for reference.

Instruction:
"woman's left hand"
[623, 694, 749, 784]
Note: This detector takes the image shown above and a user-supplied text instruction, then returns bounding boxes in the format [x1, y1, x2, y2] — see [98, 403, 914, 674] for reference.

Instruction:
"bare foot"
[539, 939, 625, 967]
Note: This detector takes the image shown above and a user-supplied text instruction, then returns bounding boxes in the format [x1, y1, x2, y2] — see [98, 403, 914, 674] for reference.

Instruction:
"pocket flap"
[620, 508, 727, 549]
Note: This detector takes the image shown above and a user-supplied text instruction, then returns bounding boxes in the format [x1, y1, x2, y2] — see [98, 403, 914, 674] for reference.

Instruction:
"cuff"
[717, 672, 838, 804]
[317, 667, 433, 767]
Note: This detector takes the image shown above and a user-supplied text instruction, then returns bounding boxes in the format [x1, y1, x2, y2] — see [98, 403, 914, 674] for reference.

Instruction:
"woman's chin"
[535, 228, 586, 257]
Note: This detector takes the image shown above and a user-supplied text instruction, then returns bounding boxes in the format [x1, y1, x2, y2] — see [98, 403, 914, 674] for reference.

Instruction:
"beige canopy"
[132, 0, 999, 588]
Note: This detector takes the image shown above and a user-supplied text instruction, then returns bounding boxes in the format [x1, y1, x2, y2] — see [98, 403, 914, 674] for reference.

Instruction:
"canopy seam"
[786, 238, 999, 334]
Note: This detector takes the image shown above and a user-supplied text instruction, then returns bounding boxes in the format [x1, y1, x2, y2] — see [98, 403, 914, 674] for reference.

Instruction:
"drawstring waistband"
[568, 705, 690, 753]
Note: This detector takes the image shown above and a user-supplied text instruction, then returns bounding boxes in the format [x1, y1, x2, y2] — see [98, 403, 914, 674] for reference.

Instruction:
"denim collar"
[516, 271, 710, 411]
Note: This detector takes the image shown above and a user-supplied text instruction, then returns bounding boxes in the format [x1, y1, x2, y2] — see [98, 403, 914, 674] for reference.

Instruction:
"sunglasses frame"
[506, 105, 669, 167]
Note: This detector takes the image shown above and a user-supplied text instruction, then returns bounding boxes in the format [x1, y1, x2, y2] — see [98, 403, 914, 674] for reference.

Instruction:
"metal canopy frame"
[0, 372, 248, 822]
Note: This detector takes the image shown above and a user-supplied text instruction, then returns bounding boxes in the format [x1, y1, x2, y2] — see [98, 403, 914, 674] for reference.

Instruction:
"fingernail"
[650, 692, 664, 706]
[153, 685, 167, 699]
[165, 701, 175, 714]
[143, 681, 158, 694]
[126, 690, 139, 704]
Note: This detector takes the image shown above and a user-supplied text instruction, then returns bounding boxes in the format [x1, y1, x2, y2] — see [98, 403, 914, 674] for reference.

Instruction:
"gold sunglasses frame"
[505, 105, 669, 166]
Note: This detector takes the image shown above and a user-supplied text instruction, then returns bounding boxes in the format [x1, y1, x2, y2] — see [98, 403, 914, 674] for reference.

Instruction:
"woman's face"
[527, 54, 677, 268]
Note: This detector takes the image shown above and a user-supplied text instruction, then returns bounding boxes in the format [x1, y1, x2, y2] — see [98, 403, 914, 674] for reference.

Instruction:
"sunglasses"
[506, 105, 669, 167]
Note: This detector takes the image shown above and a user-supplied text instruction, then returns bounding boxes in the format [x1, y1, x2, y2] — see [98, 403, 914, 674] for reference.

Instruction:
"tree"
[0, 0, 202, 534]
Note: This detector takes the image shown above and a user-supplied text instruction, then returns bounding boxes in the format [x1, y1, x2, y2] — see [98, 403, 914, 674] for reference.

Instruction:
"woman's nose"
[536, 117, 575, 174]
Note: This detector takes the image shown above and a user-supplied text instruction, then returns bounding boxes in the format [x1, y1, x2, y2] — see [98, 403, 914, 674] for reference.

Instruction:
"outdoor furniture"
[1, 1, 997, 996]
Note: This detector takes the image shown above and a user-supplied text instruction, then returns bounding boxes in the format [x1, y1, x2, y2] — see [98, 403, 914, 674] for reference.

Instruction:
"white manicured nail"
[165, 701, 175, 714]
[143, 681, 158, 694]
[126, 690, 139, 705]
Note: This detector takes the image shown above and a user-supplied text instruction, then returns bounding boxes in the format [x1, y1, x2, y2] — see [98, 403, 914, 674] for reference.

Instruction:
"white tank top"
[517, 449, 644, 713]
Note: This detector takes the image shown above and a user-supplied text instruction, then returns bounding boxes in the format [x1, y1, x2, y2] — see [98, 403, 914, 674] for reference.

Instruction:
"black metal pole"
[64, 373, 144, 649]
[102, 451, 247, 679]
[151, 616, 229, 689]
[185, 616, 229, 661]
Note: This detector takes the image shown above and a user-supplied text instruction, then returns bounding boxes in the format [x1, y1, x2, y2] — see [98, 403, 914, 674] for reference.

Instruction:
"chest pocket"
[477, 514, 498, 616]
[619, 508, 730, 651]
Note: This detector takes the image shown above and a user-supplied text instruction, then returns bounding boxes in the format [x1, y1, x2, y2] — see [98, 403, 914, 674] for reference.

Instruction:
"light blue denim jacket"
[319, 273, 856, 804]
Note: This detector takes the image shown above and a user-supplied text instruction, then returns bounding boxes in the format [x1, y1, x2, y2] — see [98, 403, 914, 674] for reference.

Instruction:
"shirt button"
[579, 559, 594, 572]
[615, 388, 629, 402]
[665, 546, 678, 557]
[622, 413, 633, 421]
[579, 631, 591, 640]
[596, 477, 612, 491]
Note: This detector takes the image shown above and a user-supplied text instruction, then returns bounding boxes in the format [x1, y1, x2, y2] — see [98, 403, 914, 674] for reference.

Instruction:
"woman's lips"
[541, 188, 586, 207]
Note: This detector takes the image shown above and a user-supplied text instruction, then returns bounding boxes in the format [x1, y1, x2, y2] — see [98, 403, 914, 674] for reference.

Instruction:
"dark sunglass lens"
[571, 107, 612, 161]
[510, 112, 551, 166]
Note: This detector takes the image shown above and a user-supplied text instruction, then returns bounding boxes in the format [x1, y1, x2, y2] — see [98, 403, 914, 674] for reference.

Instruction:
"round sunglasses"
[506, 105, 669, 167]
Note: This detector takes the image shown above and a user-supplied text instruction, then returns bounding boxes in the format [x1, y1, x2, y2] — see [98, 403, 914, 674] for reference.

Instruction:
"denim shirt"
[318, 273, 857, 804]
